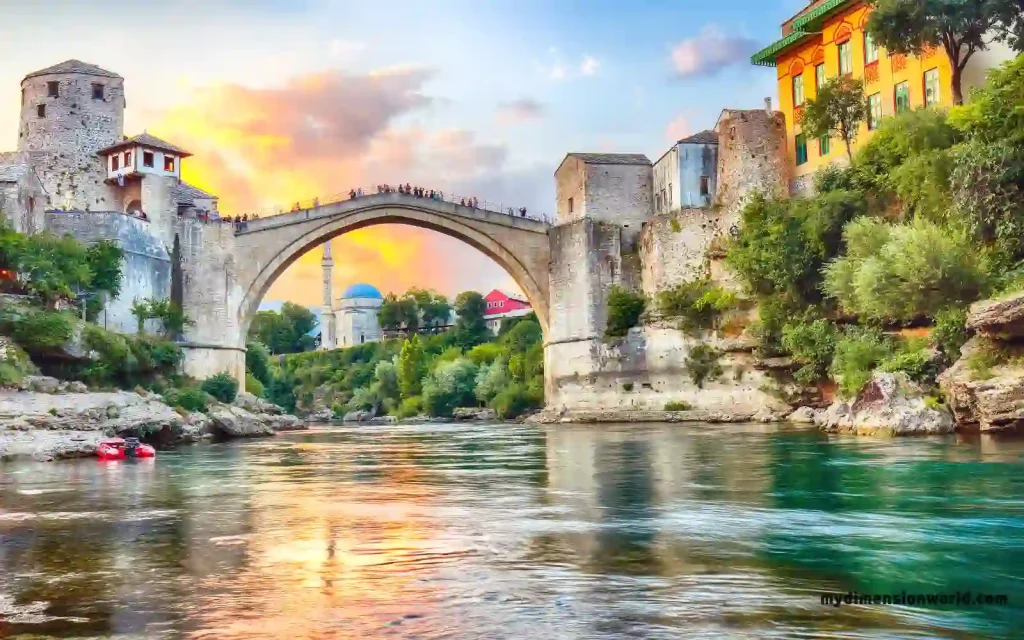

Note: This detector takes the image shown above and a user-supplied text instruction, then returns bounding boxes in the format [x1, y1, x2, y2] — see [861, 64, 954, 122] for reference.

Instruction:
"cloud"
[665, 115, 692, 142]
[580, 55, 600, 76]
[151, 67, 545, 306]
[495, 98, 545, 124]
[670, 25, 759, 78]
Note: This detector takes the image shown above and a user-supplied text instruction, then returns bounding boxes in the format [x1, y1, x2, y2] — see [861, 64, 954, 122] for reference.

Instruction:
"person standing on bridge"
[472, 197, 478, 208]
[357, 188, 364, 197]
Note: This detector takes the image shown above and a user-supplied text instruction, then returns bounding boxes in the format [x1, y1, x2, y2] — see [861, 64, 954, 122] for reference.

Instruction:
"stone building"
[651, 130, 718, 213]
[0, 59, 220, 335]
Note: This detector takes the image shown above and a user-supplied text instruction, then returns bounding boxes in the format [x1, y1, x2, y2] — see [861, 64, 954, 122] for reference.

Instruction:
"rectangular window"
[567, 197, 574, 213]
[667, 183, 672, 207]
[864, 32, 879, 64]
[700, 176, 710, 196]
[793, 73, 805, 106]
[819, 135, 830, 156]
[143, 151, 154, 168]
[47, 81, 59, 98]
[92, 83, 104, 100]
[815, 63, 826, 90]
[795, 133, 808, 165]
[838, 41, 852, 75]
[895, 81, 910, 113]
[867, 93, 882, 130]
[36, 104, 45, 118]
[124, 150, 132, 168]
[164, 155, 175, 172]
[924, 68, 940, 106]
[111, 155, 120, 171]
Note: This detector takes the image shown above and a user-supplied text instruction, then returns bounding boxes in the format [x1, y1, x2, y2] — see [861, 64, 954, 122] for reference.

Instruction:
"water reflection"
[1, 423, 1023, 639]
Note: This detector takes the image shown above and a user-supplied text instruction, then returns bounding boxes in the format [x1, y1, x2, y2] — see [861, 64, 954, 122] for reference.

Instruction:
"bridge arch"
[234, 198, 551, 346]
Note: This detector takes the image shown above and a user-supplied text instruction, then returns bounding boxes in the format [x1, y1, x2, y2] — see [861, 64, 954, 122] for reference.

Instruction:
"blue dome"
[342, 283, 383, 299]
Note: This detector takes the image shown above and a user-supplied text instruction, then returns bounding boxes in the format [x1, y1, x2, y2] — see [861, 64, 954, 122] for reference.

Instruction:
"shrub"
[664, 400, 693, 411]
[491, 382, 543, 419]
[948, 139, 1024, 266]
[421, 357, 478, 417]
[657, 279, 736, 334]
[605, 286, 645, 338]
[933, 307, 971, 360]
[880, 343, 941, 385]
[266, 374, 297, 413]
[202, 372, 238, 403]
[823, 218, 988, 321]
[0, 341, 34, 386]
[782, 318, 838, 384]
[395, 395, 423, 418]
[166, 386, 208, 413]
[751, 296, 794, 357]
[245, 371, 265, 398]
[0, 307, 75, 353]
[466, 342, 506, 365]
[829, 327, 892, 398]
[246, 341, 273, 387]
[475, 357, 510, 403]
[685, 344, 723, 388]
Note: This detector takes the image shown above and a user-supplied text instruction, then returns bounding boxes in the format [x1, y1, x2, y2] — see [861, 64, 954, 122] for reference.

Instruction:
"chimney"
[764, 97, 772, 114]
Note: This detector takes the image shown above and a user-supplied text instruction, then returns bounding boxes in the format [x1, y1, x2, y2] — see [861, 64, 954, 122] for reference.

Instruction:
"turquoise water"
[1, 422, 1023, 639]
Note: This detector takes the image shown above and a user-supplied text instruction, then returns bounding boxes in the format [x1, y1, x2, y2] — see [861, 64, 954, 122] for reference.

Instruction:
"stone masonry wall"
[714, 109, 789, 233]
[640, 208, 721, 296]
[0, 152, 46, 234]
[45, 211, 170, 334]
[18, 72, 124, 211]
[583, 162, 653, 230]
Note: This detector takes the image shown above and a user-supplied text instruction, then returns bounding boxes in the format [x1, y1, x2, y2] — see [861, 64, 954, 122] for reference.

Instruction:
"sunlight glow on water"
[2, 423, 1024, 639]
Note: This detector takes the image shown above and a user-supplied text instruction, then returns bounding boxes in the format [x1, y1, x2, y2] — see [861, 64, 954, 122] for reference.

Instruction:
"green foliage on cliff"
[685, 344, 723, 388]
[657, 278, 736, 334]
[202, 372, 239, 403]
[248, 302, 317, 354]
[130, 297, 194, 339]
[782, 318, 838, 385]
[605, 286, 645, 338]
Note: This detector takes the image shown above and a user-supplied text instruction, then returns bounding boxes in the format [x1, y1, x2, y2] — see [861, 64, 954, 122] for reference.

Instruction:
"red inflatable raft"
[96, 437, 155, 460]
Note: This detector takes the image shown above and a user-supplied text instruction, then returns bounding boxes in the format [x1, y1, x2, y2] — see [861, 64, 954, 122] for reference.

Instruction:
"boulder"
[452, 407, 498, 421]
[67, 381, 89, 393]
[307, 408, 334, 423]
[814, 372, 954, 435]
[266, 414, 304, 432]
[207, 404, 275, 438]
[20, 375, 60, 394]
[787, 406, 819, 424]
[938, 336, 1024, 432]
[343, 410, 373, 423]
[966, 292, 1024, 339]
[234, 392, 284, 415]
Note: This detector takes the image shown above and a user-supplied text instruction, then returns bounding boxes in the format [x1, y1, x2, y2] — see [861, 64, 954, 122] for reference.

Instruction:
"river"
[1, 422, 1023, 639]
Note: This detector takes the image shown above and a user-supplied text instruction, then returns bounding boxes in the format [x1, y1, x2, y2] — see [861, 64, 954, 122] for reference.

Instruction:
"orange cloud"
[151, 67, 527, 306]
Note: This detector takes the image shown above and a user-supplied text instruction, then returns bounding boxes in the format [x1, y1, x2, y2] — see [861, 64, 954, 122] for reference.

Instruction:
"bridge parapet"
[238, 191, 551, 235]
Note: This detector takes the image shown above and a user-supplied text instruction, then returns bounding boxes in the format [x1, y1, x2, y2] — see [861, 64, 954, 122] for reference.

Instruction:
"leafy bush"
[933, 307, 971, 360]
[782, 318, 838, 384]
[266, 373, 297, 413]
[948, 139, 1024, 266]
[245, 371, 265, 398]
[879, 342, 941, 385]
[824, 218, 988, 321]
[0, 307, 75, 353]
[246, 341, 273, 387]
[421, 358, 479, 417]
[491, 381, 543, 419]
[664, 400, 693, 411]
[0, 341, 34, 386]
[829, 327, 892, 398]
[657, 279, 736, 334]
[605, 286, 645, 338]
[395, 395, 423, 418]
[165, 386, 208, 413]
[855, 107, 960, 187]
[475, 357, 511, 403]
[751, 296, 795, 357]
[202, 372, 239, 403]
[466, 342, 506, 365]
[685, 344, 723, 388]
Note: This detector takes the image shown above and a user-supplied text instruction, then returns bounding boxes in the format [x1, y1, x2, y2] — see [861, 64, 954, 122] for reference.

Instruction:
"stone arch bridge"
[177, 192, 551, 383]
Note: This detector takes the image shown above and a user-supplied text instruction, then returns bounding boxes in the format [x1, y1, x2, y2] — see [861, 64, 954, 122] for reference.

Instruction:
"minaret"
[320, 241, 336, 350]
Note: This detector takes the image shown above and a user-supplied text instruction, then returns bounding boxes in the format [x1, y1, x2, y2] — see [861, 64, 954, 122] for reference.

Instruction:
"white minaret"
[320, 241, 336, 350]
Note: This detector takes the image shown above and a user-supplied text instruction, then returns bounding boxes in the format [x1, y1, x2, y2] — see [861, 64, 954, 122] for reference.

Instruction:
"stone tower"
[713, 107, 789, 228]
[18, 59, 125, 211]
[320, 241, 336, 350]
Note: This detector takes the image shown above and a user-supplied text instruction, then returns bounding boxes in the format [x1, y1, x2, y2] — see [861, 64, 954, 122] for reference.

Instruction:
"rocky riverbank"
[0, 377, 305, 462]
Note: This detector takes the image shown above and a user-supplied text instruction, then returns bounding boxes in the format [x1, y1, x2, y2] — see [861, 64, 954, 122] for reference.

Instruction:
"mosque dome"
[341, 283, 383, 300]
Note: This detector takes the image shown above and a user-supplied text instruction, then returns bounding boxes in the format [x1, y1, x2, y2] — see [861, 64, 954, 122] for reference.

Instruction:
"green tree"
[202, 372, 239, 403]
[409, 288, 451, 328]
[605, 286, 646, 338]
[246, 341, 273, 387]
[247, 302, 316, 354]
[397, 334, 427, 398]
[865, 0, 1006, 105]
[421, 357, 479, 417]
[85, 239, 124, 298]
[378, 293, 418, 332]
[799, 76, 867, 161]
[453, 290, 489, 349]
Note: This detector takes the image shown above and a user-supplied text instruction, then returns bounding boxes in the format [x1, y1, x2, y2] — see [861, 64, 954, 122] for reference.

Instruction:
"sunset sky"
[0, 0, 804, 307]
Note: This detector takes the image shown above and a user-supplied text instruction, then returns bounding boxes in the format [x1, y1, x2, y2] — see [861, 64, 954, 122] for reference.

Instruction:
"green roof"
[793, 0, 851, 31]
[750, 30, 813, 67]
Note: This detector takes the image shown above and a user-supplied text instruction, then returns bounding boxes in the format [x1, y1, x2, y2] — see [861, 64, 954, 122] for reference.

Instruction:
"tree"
[409, 288, 451, 328]
[378, 293, 419, 333]
[453, 291, 489, 349]
[246, 341, 273, 387]
[397, 334, 427, 398]
[800, 76, 867, 161]
[85, 240, 124, 299]
[247, 302, 316, 354]
[865, 0, 1006, 105]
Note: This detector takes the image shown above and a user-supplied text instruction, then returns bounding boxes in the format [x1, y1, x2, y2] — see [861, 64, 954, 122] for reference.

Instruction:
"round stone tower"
[18, 59, 125, 210]
[713, 107, 790, 228]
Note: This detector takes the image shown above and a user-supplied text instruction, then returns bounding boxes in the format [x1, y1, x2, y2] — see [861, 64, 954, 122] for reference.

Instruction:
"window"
[124, 150, 132, 168]
[499, 301, 504, 308]
[924, 68, 940, 106]
[867, 93, 882, 130]
[92, 83, 104, 100]
[895, 81, 910, 113]
[567, 197, 574, 213]
[819, 135, 830, 156]
[655, 193, 661, 211]
[143, 151, 154, 168]
[815, 63, 826, 90]
[793, 73, 805, 106]
[36, 104, 45, 118]
[864, 32, 879, 64]
[700, 176, 710, 197]
[795, 133, 808, 165]
[164, 155, 175, 172]
[47, 81, 59, 98]
[111, 155, 120, 171]
[838, 41, 852, 75]
[667, 183, 672, 207]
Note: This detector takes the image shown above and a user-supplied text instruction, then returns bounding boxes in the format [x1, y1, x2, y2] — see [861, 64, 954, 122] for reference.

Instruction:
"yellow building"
[751, 0, 1010, 193]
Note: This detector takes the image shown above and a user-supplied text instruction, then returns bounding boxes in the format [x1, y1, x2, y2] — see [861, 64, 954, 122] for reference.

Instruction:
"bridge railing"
[230, 186, 554, 226]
